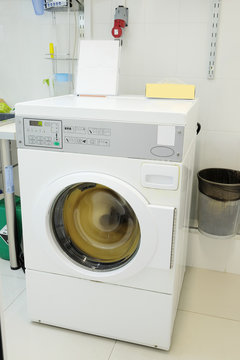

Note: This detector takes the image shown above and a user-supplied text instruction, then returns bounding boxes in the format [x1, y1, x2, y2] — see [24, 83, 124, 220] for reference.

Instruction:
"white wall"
[0, 1, 52, 106]
[0, 0, 240, 272]
[0, 0, 77, 107]
[90, 0, 240, 224]
[0, 0, 78, 193]
[90, 0, 240, 274]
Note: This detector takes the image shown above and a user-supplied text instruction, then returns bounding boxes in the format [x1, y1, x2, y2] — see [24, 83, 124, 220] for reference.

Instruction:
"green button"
[54, 141, 60, 146]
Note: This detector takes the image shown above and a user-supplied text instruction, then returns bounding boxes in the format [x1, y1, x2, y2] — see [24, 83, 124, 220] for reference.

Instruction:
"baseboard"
[187, 228, 240, 274]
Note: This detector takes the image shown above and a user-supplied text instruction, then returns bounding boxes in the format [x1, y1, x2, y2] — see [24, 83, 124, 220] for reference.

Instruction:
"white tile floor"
[1, 259, 240, 360]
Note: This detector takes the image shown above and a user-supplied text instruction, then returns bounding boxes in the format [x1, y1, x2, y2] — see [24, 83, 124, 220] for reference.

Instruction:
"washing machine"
[15, 95, 198, 350]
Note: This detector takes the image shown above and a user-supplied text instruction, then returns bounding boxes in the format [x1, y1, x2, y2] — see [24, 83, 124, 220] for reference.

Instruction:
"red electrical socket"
[112, 19, 126, 38]
[111, 6, 128, 39]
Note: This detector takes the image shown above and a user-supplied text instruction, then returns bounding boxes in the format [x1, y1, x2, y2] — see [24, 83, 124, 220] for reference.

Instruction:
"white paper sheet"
[75, 40, 120, 96]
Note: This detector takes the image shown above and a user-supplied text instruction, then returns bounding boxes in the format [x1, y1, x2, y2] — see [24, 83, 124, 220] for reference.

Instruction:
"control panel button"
[99, 139, 110, 146]
[75, 126, 86, 134]
[88, 139, 95, 145]
[87, 127, 111, 137]
[103, 129, 111, 136]
[64, 136, 77, 144]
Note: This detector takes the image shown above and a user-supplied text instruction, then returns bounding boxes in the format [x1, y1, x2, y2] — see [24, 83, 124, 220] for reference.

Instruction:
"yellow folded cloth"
[145, 83, 195, 100]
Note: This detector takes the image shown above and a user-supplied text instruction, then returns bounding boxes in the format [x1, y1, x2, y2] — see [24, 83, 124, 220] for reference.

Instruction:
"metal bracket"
[79, 8, 85, 39]
[208, 0, 221, 79]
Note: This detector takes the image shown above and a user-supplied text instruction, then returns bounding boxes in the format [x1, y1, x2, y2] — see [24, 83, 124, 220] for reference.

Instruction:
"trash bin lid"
[197, 168, 240, 201]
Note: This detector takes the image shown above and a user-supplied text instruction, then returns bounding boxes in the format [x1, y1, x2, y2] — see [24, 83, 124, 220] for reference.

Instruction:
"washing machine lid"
[15, 95, 197, 125]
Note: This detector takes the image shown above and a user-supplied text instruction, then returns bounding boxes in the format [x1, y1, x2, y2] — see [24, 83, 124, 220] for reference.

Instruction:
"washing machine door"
[52, 182, 141, 271]
[32, 172, 175, 281]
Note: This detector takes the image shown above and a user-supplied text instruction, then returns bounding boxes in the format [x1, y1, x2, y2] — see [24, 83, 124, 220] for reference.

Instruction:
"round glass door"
[52, 182, 141, 271]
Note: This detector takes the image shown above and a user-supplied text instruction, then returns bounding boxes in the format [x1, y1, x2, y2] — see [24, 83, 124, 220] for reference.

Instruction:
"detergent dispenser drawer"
[141, 164, 179, 190]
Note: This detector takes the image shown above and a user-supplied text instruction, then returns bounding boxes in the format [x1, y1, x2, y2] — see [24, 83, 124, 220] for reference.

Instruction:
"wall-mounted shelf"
[45, 56, 78, 60]
[43, 0, 91, 96]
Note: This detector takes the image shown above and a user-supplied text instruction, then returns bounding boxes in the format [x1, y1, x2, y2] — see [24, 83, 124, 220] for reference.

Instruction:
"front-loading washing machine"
[15, 95, 198, 350]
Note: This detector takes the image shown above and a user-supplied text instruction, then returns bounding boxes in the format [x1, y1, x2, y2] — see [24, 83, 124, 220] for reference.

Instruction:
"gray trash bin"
[197, 168, 240, 238]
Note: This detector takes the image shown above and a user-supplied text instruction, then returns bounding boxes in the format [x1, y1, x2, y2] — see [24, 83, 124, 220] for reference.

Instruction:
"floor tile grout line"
[2, 288, 25, 313]
[108, 340, 117, 360]
[179, 309, 240, 324]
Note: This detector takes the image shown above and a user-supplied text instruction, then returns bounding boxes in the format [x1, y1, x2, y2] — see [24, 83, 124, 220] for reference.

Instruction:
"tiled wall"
[0, 0, 239, 272]
[90, 0, 239, 273]
[91, 0, 240, 225]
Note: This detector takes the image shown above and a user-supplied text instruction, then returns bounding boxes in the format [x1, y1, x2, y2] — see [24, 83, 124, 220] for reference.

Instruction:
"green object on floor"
[0, 196, 22, 260]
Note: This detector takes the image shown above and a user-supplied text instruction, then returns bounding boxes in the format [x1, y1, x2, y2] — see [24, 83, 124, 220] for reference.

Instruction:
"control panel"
[63, 125, 111, 147]
[23, 119, 62, 149]
[16, 117, 185, 162]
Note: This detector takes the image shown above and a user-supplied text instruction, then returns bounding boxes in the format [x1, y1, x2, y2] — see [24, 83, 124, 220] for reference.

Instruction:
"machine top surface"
[15, 95, 197, 125]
